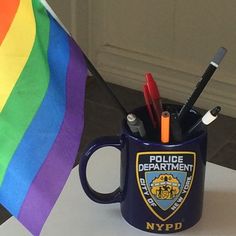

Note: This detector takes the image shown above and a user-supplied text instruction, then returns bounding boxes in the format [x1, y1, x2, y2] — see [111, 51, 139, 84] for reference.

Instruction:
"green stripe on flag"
[0, 0, 50, 184]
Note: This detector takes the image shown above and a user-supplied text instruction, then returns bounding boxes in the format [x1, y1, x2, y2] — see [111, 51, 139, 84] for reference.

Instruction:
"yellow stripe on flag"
[0, 0, 36, 112]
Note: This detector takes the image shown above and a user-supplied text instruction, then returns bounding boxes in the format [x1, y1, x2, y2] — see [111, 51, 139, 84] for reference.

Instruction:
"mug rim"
[122, 127, 207, 147]
[122, 104, 207, 147]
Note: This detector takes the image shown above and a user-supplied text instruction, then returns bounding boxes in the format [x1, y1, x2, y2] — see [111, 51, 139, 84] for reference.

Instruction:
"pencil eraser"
[211, 47, 227, 66]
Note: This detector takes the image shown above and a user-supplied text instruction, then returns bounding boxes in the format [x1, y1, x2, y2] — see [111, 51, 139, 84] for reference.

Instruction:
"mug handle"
[79, 136, 123, 204]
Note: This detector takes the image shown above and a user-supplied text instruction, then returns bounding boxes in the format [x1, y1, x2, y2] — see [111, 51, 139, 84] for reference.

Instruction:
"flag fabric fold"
[0, 0, 87, 235]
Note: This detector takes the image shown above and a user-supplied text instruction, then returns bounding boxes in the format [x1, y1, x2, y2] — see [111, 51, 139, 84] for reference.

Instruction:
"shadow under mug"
[79, 105, 207, 234]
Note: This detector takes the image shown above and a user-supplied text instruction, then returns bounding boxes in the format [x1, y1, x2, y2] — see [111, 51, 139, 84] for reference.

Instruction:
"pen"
[145, 73, 163, 126]
[161, 111, 170, 143]
[178, 47, 227, 121]
[143, 84, 157, 128]
[185, 106, 221, 138]
[127, 113, 146, 138]
[170, 112, 183, 143]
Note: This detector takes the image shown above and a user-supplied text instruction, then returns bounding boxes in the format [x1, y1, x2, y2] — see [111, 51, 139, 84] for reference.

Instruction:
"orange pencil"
[161, 111, 170, 143]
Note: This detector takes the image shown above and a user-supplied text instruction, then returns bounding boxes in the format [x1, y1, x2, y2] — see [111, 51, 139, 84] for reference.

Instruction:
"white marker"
[185, 106, 221, 138]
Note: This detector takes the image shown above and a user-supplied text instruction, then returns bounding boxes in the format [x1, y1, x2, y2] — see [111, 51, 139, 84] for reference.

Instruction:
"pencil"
[161, 111, 170, 143]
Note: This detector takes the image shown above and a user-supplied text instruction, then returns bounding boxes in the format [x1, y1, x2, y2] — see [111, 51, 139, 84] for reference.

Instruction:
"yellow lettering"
[146, 222, 154, 230]
[175, 222, 182, 230]
[145, 222, 183, 232]
[156, 224, 165, 231]
[165, 224, 173, 231]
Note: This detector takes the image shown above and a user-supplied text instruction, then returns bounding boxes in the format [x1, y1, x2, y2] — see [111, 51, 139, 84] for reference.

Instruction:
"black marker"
[185, 106, 221, 138]
[170, 112, 183, 142]
[179, 47, 227, 121]
[127, 113, 146, 138]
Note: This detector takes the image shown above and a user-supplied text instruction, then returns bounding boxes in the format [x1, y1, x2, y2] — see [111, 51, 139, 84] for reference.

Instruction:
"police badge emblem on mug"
[136, 152, 196, 232]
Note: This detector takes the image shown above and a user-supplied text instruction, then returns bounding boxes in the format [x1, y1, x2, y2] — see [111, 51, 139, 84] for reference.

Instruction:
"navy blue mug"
[79, 105, 207, 233]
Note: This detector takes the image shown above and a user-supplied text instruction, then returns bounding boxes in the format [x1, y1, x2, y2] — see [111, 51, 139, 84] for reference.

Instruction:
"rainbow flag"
[0, 0, 87, 235]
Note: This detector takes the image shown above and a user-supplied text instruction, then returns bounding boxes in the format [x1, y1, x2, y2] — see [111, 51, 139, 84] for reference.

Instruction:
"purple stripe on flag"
[18, 38, 87, 236]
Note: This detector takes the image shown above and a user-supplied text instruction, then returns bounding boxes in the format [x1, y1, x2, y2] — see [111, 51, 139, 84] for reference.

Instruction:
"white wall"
[47, 0, 89, 53]
[47, 0, 236, 118]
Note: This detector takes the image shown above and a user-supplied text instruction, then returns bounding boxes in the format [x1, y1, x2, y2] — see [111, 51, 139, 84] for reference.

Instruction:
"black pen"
[185, 106, 221, 138]
[127, 113, 146, 138]
[179, 47, 227, 121]
[170, 112, 183, 143]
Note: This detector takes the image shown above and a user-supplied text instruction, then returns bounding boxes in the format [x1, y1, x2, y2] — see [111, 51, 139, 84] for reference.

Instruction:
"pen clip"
[143, 84, 157, 128]
[145, 73, 162, 126]
[145, 73, 160, 100]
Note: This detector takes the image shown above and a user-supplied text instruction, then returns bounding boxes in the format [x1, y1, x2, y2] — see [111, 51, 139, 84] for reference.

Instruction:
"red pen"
[143, 84, 157, 128]
[145, 73, 163, 126]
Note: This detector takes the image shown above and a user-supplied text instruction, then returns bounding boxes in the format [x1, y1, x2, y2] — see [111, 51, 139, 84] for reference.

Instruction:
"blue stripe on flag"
[0, 15, 70, 216]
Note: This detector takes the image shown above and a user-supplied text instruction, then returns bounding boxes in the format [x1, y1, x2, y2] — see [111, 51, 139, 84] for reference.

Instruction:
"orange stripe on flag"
[0, 0, 36, 112]
[0, 0, 20, 45]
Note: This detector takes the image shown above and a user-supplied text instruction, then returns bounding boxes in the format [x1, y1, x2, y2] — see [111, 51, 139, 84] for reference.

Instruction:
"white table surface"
[0, 147, 236, 236]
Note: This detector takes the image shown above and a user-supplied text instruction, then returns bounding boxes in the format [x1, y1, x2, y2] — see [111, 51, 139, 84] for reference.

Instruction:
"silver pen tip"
[127, 113, 137, 123]
[212, 47, 227, 66]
